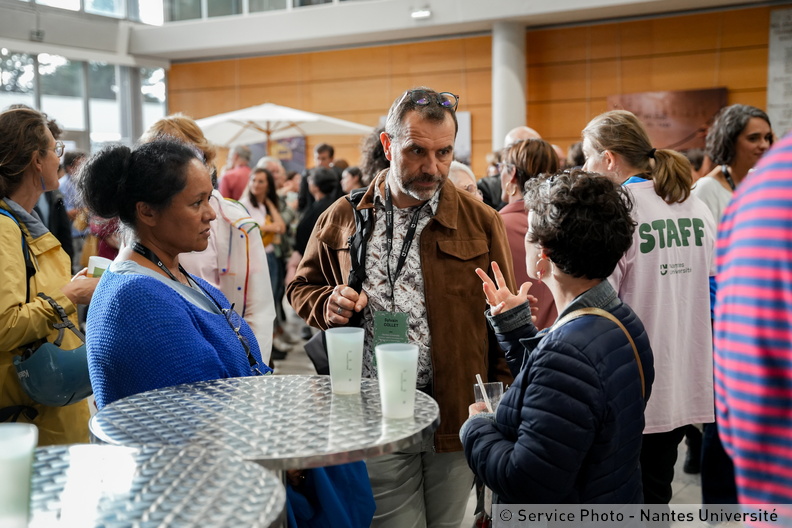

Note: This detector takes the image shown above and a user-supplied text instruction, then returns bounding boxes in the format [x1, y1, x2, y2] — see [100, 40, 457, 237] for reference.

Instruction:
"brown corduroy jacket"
[286, 171, 516, 452]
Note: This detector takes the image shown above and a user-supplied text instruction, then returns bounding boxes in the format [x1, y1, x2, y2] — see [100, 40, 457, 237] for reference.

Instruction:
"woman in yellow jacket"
[0, 107, 98, 445]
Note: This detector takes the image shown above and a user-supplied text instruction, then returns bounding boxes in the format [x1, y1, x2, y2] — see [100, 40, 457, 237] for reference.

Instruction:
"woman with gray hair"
[692, 104, 773, 221]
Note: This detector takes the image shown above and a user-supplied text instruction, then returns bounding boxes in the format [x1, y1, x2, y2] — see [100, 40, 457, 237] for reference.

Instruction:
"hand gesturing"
[475, 261, 536, 317]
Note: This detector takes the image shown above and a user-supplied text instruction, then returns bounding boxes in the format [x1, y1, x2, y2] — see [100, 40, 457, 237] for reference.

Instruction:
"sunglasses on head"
[399, 90, 459, 112]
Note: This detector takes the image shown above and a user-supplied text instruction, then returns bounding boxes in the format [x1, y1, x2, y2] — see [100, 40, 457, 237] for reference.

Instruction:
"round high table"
[28, 444, 285, 528]
[89, 375, 440, 469]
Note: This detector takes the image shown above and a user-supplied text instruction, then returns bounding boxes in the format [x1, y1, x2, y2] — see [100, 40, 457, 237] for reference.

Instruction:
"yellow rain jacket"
[0, 199, 89, 445]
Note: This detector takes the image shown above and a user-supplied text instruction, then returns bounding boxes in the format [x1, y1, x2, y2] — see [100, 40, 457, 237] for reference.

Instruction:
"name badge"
[373, 310, 409, 350]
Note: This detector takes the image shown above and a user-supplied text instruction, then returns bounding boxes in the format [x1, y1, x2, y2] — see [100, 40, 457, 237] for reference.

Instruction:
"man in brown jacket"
[287, 87, 515, 528]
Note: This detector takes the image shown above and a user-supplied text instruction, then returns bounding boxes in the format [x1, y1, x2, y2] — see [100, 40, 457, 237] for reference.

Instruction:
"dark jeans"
[266, 251, 286, 323]
[640, 426, 687, 504]
[701, 421, 738, 504]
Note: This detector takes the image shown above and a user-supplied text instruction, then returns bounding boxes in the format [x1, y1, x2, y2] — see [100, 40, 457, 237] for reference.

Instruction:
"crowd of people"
[1, 86, 789, 527]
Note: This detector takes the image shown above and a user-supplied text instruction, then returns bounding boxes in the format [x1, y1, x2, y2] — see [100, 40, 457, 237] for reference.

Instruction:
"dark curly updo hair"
[524, 169, 635, 280]
[76, 139, 202, 230]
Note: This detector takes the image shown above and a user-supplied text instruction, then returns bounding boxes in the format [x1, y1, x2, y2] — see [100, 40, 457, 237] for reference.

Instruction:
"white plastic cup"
[473, 381, 504, 411]
[87, 256, 112, 278]
[0, 423, 38, 528]
[326, 327, 365, 394]
[375, 343, 419, 419]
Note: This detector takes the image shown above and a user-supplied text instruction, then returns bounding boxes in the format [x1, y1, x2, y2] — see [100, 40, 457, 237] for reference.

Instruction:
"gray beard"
[389, 171, 439, 204]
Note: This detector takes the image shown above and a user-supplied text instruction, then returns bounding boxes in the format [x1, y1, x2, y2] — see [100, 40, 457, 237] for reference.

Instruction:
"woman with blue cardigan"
[79, 140, 271, 404]
[461, 170, 655, 505]
[79, 139, 373, 528]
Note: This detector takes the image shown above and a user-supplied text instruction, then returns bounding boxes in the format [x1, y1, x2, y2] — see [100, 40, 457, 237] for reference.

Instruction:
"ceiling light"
[411, 7, 432, 19]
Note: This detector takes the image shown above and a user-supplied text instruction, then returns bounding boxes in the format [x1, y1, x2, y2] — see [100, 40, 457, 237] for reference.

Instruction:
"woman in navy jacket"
[461, 170, 654, 504]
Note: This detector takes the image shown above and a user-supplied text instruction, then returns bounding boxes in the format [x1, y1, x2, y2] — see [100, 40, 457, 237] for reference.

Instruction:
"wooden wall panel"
[527, 27, 586, 65]
[618, 21, 654, 58]
[721, 8, 770, 47]
[169, 88, 241, 118]
[589, 60, 621, 99]
[463, 37, 493, 69]
[170, 60, 239, 90]
[238, 55, 304, 85]
[238, 85, 303, 109]
[305, 47, 391, 82]
[650, 14, 721, 54]
[528, 63, 586, 102]
[390, 39, 469, 75]
[718, 48, 768, 89]
[169, 5, 782, 174]
[648, 52, 719, 91]
[465, 69, 492, 104]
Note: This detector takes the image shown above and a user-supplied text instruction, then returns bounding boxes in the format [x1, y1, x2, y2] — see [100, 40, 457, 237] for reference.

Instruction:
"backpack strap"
[553, 306, 646, 399]
[345, 188, 374, 292]
[0, 208, 36, 303]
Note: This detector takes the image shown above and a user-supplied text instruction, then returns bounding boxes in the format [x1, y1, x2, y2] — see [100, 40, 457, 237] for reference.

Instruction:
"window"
[35, 0, 80, 10]
[88, 62, 121, 145]
[39, 53, 85, 130]
[208, 0, 241, 17]
[249, 0, 287, 12]
[85, 0, 126, 18]
[141, 67, 166, 132]
[136, 0, 164, 25]
[0, 49, 35, 109]
[294, 0, 332, 6]
[167, 0, 201, 21]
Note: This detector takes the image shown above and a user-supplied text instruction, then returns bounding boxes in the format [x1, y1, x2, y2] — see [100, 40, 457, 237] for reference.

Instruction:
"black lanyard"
[384, 185, 427, 310]
[721, 165, 736, 191]
[132, 242, 262, 375]
[132, 242, 191, 284]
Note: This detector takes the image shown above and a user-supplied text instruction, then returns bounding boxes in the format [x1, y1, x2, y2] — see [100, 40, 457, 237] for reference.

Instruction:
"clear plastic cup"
[473, 381, 504, 411]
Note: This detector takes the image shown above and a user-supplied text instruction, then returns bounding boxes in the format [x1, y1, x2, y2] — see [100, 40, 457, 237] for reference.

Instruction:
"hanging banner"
[607, 88, 727, 151]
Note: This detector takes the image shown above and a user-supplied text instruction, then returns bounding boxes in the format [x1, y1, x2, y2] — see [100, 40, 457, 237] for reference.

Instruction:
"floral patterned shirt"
[361, 182, 440, 388]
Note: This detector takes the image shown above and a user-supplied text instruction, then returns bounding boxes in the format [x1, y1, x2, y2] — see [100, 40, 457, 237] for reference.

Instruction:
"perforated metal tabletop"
[28, 444, 285, 528]
[89, 375, 440, 469]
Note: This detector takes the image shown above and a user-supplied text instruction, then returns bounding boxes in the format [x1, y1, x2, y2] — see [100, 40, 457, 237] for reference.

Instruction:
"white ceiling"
[0, 0, 778, 67]
[129, 0, 773, 63]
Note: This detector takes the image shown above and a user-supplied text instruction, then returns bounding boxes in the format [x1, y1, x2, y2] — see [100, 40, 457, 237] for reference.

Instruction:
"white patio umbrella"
[196, 102, 374, 152]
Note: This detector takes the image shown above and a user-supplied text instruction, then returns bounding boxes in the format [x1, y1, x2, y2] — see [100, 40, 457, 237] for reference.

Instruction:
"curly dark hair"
[524, 169, 635, 280]
[705, 104, 772, 166]
[360, 126, 389, 182]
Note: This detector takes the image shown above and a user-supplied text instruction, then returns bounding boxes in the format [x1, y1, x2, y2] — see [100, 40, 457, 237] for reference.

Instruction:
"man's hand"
[326, 285, 368, 326]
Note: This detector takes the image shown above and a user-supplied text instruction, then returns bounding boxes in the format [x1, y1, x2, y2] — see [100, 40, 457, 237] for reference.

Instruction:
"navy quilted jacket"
[461, 281, 654, 504]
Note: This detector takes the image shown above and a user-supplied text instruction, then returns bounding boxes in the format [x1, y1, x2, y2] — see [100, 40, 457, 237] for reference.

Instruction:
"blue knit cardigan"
[86, 268, 270, 409]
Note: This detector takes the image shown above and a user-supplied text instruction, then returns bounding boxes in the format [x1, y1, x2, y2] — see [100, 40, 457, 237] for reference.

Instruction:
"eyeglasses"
[222, 303, 262, 375]
[399, 90, 459, 111]
[49, 141, 65, 157]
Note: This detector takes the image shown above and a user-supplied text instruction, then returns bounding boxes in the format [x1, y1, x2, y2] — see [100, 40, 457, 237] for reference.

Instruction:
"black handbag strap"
[37, 292, 85, 346]
[0, 405, 38, 423]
